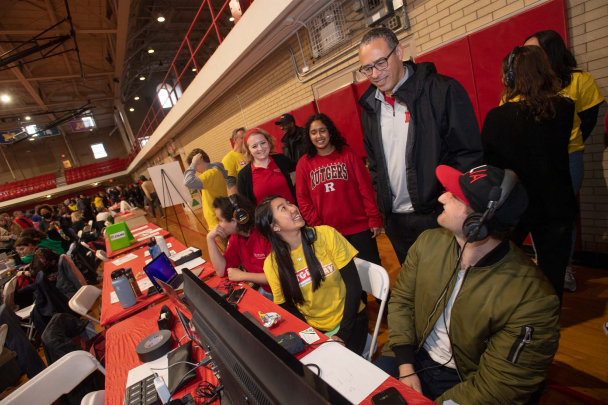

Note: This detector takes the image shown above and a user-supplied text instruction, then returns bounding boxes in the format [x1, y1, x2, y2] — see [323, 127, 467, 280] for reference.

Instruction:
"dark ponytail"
[255, 196, 325, 306]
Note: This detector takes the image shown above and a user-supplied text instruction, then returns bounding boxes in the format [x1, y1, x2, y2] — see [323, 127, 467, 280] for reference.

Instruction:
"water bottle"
[124, 267, 142, 297]
[148, 238, 161, 259]
[111, 269, 137, 308]
[155, 235, 170, 258]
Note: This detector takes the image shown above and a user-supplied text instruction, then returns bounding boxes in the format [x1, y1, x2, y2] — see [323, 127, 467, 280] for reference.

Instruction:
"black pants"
[149, 192, 164, 218]
[374, 349, 460, 401]
[510, 218, 572, 302]
[385, 211, 440, 265]
[344, 229, 381, 266]
[344, 309, 369, 356]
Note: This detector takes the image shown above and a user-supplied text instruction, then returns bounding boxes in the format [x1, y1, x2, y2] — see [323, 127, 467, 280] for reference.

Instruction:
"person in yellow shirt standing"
[222, 127, 248, 194]
[525, 30, 606, 292]
[183, 148, 228, 232]
[255, 195, 368, 355]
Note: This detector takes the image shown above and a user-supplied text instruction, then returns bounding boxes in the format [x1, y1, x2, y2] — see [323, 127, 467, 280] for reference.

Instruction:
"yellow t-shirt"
[221, 150, 248, 178]
[93, 196, 104, 208]
[561, 70, 605, 153]
[263, 225, 360, 331]
[198, 168, 228, 229]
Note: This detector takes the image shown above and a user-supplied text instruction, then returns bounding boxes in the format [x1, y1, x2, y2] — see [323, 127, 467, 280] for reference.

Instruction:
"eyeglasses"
[358, 46, 397, 77]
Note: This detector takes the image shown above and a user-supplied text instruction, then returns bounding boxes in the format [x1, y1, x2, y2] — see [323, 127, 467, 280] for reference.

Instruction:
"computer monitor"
[182, 269, 351, 405]
[143, 252, 178, 293]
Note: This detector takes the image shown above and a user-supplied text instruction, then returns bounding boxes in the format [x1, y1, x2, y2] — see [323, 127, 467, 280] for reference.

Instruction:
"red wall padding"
[289, 101, 317, 128]
[415, 37, 481, 125]
[317, 84, 366, 157]
[416, 0, 568, 126]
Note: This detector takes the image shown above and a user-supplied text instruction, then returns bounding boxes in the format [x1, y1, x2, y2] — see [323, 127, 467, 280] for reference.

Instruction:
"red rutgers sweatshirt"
[296, 145, 383, 236]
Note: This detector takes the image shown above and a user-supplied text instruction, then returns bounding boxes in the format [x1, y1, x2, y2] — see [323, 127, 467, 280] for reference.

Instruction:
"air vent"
[305, 1, 349, 59]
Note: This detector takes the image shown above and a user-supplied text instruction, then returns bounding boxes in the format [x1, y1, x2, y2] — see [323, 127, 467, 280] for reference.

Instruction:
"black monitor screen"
[182, 269, 350, 405]
[143, 252, 177, 293]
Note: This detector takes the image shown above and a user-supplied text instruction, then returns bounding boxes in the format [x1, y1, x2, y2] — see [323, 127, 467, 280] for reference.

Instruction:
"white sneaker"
[564, 266, 577, 292]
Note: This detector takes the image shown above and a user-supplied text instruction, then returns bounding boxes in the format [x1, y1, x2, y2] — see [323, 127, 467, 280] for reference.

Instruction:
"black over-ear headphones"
[462, 169, 518, 243]
[229, 195, 249, 224]
[504, 46, 520, 87]
[302, 226, 317, 245]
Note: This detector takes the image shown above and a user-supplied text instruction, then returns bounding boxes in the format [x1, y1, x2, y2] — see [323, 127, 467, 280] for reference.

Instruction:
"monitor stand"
[147, 287, 159, 297]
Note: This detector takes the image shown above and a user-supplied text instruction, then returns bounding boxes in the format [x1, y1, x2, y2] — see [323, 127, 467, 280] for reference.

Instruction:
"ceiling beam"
[0, 97, 113, 114]
[113, 0, 131, 98]
[0, 28, 118, 35]
[0, 71, 115, 84]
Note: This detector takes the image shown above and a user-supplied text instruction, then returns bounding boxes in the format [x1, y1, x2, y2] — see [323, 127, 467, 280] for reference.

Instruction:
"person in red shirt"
[206, 193, 273, 299]
[296, 113, 383, 265]
[237, 128, 296, 206]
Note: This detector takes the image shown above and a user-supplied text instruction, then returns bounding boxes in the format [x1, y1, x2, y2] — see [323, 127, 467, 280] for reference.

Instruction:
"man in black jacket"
[358, 27, 483, 264]
[275, 113, 307, 164]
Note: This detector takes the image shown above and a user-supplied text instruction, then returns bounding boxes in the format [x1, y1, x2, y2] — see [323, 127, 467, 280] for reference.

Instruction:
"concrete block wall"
[141, 0, 608, 253]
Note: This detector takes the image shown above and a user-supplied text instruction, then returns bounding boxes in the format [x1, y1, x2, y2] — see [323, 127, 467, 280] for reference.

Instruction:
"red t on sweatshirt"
[295, 145, 382, 236]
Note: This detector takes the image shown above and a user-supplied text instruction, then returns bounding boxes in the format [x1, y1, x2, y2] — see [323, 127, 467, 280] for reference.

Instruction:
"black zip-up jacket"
[281, 126, 307, 165]
[358, 61, 483, 219]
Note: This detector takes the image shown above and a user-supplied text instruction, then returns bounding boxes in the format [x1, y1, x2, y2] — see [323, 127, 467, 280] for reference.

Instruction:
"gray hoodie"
[183, 162, 228, 190]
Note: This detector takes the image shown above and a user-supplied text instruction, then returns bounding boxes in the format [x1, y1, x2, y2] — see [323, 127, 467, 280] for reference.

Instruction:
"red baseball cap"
[436, 165, 470, 205]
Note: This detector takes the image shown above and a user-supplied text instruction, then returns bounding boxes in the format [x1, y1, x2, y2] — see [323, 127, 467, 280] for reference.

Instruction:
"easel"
[158, 168, 224, 252]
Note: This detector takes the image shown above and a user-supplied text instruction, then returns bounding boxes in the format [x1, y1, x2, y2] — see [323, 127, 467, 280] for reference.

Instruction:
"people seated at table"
[206, 194, 273, 300]
[374, 165, 560, 404]
[183, 148, 229, 232]
[482, 45, 577, 302]
[11, 210, 34, 238]
[296, 113, 383, 266]
[19, 228, 66, 257]
[36, 204, 71, 251]
[237, 128, 297, 206]
[256, 195, 368, 355]
[0, 215, 17, 254]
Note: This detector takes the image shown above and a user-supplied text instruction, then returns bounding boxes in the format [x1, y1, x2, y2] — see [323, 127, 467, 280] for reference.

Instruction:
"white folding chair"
[77, 230, 83, 238]
[354, 258, 390, 362]
[69, 285, 102, 324]
[1, 350, 105, 405]
[1, 276, 17, 310]
[95, 250, 108, 262]
[81, 390, 105, 405]
[88, 220, 93, 227]
[82, 224, 92, 233]
[15, 303, 36, 341]
[0, 324, 7, 356]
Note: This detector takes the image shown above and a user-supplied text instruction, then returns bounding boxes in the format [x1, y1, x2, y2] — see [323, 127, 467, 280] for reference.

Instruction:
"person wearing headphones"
[374, 165, 560, 404]
[206, 194, 273, 300]
[483, 45, 576, 302]
[255, 195, 368, 355]
[296, 113, 383, 266]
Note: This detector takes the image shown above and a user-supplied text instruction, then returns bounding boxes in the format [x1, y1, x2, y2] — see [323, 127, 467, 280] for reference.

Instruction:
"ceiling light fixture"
[0, 95, 10, 102]
[139, 76, 145, 81]
[192, 68, 197, 72]
[46, 195, 52, 198]
[29, 138, 35, 141]
[25, 116, 31, 120]
[129, 108, 134, 111]
[229, 17, 235, 21]
[157, 14, 165, 22]
[148, 48, 154, 54]
[134, 96, 140, 100]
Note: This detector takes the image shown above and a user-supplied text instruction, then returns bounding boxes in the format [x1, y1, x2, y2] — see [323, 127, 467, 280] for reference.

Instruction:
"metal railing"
[126, 0, 238, 165]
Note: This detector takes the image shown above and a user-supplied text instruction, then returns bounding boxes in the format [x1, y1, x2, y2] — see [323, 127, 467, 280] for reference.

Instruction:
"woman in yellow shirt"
[255, 195, 368, 355]
[524, 30, 605, 292]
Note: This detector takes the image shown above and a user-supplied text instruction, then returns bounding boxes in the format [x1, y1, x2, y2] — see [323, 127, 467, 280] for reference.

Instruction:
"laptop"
[155, 277, 192, 312]
[174, 307, 204, 348]
[143, 252, 183, 294]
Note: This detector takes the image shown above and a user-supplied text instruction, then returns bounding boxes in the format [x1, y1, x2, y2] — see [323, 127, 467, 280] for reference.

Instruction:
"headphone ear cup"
[463, 213, 487, 243]
[302, 227, 317, 244]
[233, 209, 249, 224]
[505, 70, 515, 87]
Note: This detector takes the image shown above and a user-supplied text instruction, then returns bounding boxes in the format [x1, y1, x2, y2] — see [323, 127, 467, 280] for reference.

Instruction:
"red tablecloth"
[100, 236, 216, 326]
[105, 274, 432, 405]
[105, 223, 170, 258]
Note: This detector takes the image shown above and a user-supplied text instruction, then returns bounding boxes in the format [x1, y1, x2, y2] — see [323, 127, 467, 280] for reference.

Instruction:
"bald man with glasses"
[358, 27, 483, 264]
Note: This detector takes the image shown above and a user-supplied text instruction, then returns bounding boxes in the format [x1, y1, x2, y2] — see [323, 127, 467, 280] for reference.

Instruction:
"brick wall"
[141, 0, 608, 253]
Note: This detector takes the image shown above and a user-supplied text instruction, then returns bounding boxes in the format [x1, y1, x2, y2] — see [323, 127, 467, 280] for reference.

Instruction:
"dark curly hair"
[303, 113, 348, 159]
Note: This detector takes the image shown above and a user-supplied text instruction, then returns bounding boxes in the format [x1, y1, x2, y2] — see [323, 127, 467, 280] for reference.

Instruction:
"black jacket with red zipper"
[358, 60, 483, 219]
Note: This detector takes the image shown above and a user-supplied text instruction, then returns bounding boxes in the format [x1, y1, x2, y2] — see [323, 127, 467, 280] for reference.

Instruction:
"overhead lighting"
[157, 14, 165, 22]
[192, 68, 197, 72]
[134, 96, 140, 100]
[29, 138, 35, 141]
[139, 76, 145, 81]
[94, 182, 99, 186]
[129, 108, 134, 112]
[25, 116, 31, 120]
[46, 195, 52, 198]
[229, 17, 235, 21]
[148, 48, 154, 54]
[0, 95, 10, 102]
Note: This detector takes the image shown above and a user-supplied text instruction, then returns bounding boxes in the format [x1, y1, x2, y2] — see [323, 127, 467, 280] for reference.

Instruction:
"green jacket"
[384, 228, 560, 404]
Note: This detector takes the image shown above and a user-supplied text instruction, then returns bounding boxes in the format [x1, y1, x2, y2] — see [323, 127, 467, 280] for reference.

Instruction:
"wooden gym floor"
[2, 204, 607, 404]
